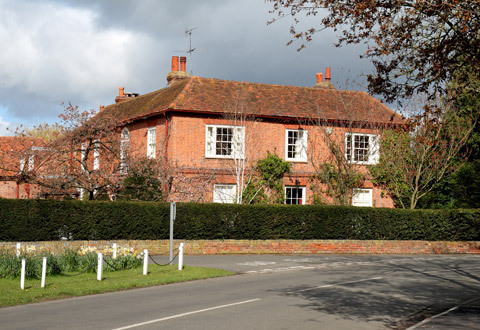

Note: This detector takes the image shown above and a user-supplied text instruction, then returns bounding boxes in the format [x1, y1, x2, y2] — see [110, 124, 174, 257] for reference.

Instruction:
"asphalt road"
[1, 254, 480, 329]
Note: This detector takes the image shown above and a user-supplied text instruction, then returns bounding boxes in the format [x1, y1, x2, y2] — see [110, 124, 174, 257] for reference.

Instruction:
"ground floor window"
[352, 188, 373, 207]
[285, 186, 305, 205]
[213, 184, 236, 204]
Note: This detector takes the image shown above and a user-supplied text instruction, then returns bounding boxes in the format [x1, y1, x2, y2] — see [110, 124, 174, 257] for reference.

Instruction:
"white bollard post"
[113, 243, 117, 259]
[97, 253, 103, 281]
[20, 258, 26, 290]
[41, 257, 47, 288]
[16, 243, 21, 258]
[178, 243, 184, 271]
[143, 249, 149, 275]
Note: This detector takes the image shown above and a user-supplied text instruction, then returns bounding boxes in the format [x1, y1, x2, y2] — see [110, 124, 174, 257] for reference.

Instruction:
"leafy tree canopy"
[268, 1, 480, 102]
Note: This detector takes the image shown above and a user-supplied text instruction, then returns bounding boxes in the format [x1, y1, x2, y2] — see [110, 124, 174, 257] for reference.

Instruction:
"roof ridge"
[168, 76, 197, 109]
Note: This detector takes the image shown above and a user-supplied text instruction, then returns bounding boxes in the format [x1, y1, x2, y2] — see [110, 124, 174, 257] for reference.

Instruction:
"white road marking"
[112, 298, 261, 330]
[236, 261, 277, 266]
[405, 306, 458, 330]
[288, 276, 384, 294]
[406, 297, 480, 330]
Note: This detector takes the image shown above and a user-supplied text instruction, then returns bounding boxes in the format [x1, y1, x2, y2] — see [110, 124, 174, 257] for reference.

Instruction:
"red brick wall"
[2, 240, 479, 255]
[160, 112, 394, 206]
[0, 181, 42, 199]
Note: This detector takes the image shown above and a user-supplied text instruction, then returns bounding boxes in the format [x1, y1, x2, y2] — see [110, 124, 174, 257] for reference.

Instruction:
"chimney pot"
[316, 72, 324, 83]
[119, 87, 124, 96]
[171, 56, 179, 72]
[325, 67, 331, 82]
[99, 105, 104, 111]
[180, 56, 187, 72]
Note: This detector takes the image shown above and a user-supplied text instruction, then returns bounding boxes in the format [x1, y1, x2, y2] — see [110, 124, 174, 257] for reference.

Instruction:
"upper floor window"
[285, 186, 306, 205]
[286, 129, 307, 162]
[352, 188, 373, 207]
[206, 125, 245, 159]
[345, 133, 379, 165]
[93, 140, 100, 171]
[19, 158, 25, 173]
[213, 184, 236, 203]
[147, 127, 156, 159]
[120, 128, 129, 175]
[81, 142, 87, 172]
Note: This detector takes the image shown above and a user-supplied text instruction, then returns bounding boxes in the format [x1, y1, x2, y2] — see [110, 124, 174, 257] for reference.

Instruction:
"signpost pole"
[170, 202, 176, 263]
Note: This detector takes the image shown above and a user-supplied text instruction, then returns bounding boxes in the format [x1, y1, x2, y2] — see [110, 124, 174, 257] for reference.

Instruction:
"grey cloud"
[0, 0, 373, 128]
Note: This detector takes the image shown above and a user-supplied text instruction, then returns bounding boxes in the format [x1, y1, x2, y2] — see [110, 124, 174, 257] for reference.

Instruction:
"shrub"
[0, 199, 479, 242]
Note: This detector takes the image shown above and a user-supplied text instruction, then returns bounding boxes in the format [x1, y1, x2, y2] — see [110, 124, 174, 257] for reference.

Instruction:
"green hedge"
[0, 199, 479, 241]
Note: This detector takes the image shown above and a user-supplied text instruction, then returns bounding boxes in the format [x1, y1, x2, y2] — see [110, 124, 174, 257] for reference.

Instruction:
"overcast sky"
[0, 0, 373, 135]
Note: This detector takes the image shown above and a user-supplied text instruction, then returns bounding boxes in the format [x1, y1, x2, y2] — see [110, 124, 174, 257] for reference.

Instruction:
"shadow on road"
[272, 259, 480, 329]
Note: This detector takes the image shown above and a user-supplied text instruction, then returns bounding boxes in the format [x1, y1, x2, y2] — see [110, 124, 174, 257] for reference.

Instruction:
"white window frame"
[147, 127, 156, 159]
[285, 186, 306, 205]
[26, 154, 34, 172]
[93, 140, 100, 170]
[19, 158, 26, 173]
[213, 184, 237, 204]
[285, 129, 308, 162]
[205, 125, 245, 159]
[352, 188, 373, 207]
[345, 133, 379, 165]
[120, 128, 130, 175]
[81, 142, 87, 172]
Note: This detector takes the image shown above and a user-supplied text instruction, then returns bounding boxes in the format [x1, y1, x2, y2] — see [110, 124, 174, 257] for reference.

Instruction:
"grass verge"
[0, 265, 234, 308]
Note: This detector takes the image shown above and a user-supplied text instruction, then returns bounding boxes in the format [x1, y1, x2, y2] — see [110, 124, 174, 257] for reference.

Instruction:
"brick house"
[95, 56, 403, 207]
[0, 137, 44, 199]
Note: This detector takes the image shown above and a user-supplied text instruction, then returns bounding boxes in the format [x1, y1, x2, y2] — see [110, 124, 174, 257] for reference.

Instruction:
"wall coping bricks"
[1, 240, 479, 255]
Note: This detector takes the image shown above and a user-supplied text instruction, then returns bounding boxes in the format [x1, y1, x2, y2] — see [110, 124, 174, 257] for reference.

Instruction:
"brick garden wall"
[1, 240, 479, 255]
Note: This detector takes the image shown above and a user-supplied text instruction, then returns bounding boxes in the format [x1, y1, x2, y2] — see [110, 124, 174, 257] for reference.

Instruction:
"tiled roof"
[98, 76, 403, 125]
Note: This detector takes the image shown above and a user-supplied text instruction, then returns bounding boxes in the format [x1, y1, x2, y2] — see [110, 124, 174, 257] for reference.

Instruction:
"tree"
[20, 103, 126, 200]
[370, 98, 477, 209]
[268, 1, 480, 102]
[21, 123, 64, 143]
[117, 156, 171, 201]
[309, 123, 368, 206]
[242, 151, 291, 204]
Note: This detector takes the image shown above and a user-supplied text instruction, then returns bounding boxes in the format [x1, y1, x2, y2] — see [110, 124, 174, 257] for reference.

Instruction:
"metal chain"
[148, 250, 179, 266]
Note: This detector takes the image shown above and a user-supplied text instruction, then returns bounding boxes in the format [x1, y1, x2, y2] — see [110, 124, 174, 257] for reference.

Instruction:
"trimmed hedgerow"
[0, 199, 479, 241]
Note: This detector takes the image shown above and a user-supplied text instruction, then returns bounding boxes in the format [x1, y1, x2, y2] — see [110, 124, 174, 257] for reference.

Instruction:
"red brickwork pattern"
[1, 240, 479, 255]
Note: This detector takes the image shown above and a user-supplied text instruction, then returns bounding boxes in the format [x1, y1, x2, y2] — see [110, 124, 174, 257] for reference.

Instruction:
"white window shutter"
[369, 135, 380, 165]
[81, 142, 87, 172]
[233, 126, 245, 159]
[28, 155, 34, 171]
[300, 130, 308, 161]
[205, 126, 214, 157]
[147, 127, 156, 159]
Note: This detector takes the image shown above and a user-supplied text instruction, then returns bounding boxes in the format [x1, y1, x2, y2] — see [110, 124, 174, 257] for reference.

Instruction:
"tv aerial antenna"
[174, 27, 197, 74]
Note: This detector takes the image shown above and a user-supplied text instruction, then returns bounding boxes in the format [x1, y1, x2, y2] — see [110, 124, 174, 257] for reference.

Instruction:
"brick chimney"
[314, 67, 335, 89]
[166, 56, 191, 85]
[99, 105, 105, 112]
[115, 87, 139, 103]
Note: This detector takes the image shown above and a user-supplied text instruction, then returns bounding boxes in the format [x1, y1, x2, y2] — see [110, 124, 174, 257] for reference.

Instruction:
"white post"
[97, 253, 103, 281]
[143, 249, 149, 275]
[178, 243, 184, 271]
[41, 257, 47, 288]
[20, 258, 26, 290]
[113, 243, 117, 259]
[16, 243, 21, 258]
